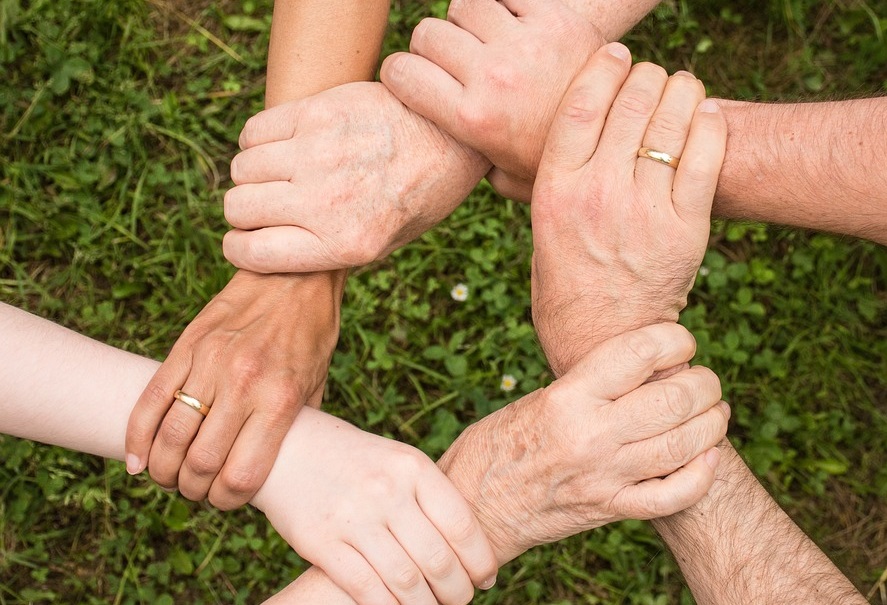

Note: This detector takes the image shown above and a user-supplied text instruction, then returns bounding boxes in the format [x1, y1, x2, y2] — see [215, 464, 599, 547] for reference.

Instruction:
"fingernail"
[698, 99, 720, 113]
[705, 448, 721, 470]
[674, 70, 695, 78]
[160, 486, 177, 494]
[479, 576, 497, 590]
[606, 42, 631, 61]
[125, 454, 144, 475]
[718, 401, 732, 420]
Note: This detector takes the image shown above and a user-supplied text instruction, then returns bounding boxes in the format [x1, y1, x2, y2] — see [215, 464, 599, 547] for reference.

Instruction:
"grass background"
[1, 0, 886, 603]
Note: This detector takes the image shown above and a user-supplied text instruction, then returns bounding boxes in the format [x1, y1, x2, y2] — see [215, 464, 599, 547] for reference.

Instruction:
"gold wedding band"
[174, 389, 210, 417]
[638, 147, 680, 169]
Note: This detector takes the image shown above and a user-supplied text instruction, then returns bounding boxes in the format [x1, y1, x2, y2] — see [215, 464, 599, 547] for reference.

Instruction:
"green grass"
[2, 0, 886, 603]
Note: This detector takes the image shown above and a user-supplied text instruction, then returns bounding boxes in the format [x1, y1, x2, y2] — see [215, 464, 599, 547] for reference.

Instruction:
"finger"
[536, 42, 632, 177]
[229, 140, 297, 185]
[206, 403, 296, 510]
[389, 512, 476, 605]
[125, 352, 191, 475]
[626, 401, 730, 479]
[416, 473, 498, 590]
[672, 98, 727, 224]
[315, 544, 399, 605]
[177, 388, 250, 503]
[635, 71, 705, 191]
[498, 0, 532, 16]
[485, 168, 533, 203]
[561, 322, 697, 401]
[616, 446, 721, 519]
[238, 102, 301, 150]
[222, 227, 340, 274]
[223, 181, 301, 231]
[409, 18, 483, 83]
[447, 0, 518, 43]
[612, 365, 722, 443]
[380, 52, 464, 134]
[593, 61, 669, 168]
[351, 531, 437, 605]
[147, 376, 214, 490]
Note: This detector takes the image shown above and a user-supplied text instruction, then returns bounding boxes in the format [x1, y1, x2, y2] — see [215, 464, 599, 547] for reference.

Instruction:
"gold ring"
[173, 389, 210, 417]
[638, 147, 680, 169]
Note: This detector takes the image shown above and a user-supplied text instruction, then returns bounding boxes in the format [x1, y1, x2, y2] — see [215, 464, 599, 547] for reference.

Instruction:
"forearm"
[0, 303, 155, 458]
[563, 0, 661, 39]
[252, 0, 391, 286]
[716, 98, 887, 244]
[265, 0, 389, 106]
[653, 442, 865, 604]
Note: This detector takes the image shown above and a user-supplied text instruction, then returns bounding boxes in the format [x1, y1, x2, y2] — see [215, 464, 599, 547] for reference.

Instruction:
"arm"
[125, 0, 390, 511]
[0, 301, 727, 603]
[0, 301, 498, 605]
[383, 0, 887, 245]
[653, 444, 866, 604]
[527, 46, 866, 604]
[220, 0, 660, 274]
[714, 98, 887, 245]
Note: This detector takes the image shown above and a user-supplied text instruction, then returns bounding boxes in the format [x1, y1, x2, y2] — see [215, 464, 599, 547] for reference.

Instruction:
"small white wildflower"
[698, 266, 711, 277]
[450, 283, 469, 302]
[500, 374, 517, 392]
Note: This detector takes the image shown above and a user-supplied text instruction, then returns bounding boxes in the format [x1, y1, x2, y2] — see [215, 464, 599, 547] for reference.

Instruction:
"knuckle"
[392, 565, 423, 592]
[648, 110, 688, 139]
[621, 330, 660, 366]
[613, 89, 658, 118]
[446, 509, 480, 545]
[657, 381, 691, 423]
[664, 426, 693, 466]
[158, 415, 195, 449]
[426, 548, 457, 578]
[184, 446, 224, 478]
[218, 464, 262, 499]
[456, 102, 493, 134]
[347, 569, 391, 605]
[559, 89, 606, 125]
[227, 352, 264, 385]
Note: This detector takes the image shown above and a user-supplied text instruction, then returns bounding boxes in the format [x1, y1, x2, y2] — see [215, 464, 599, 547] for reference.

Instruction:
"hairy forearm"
[716, 98, 887, 243]
[653, 442, 865, 604]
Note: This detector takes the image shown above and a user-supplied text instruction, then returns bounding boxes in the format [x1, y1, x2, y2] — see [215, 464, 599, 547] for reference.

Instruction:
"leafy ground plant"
[1, 0, 886, 603]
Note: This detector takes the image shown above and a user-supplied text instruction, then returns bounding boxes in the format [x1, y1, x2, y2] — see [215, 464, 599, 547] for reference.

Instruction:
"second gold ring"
[174, 389, 210, 417]
[638, 147, 681, 169]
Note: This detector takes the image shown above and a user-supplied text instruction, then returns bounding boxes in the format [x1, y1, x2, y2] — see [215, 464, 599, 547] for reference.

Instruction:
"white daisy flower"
[500, 374, 517, 392]
[450, 283, 469, 302]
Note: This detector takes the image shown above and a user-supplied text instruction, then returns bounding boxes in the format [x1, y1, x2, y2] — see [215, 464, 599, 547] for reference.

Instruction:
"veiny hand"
[252, 407, 498, 605]
[530, 44, 728, 375]
[381, 0, 603, 201]
[438, 323, 728, 564]
[222, 81, 490, 273]
[125, 270, 343, 510]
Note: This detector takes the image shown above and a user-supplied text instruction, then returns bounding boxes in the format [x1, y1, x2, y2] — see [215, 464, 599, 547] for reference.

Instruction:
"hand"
[438, 323, 729, 564]
[381, 0, 604, 201]
[530, 44, 728, 375]
[222, 81, 490, 273]
[125, 270, 343, 509]
[252, 407, 498, 605]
